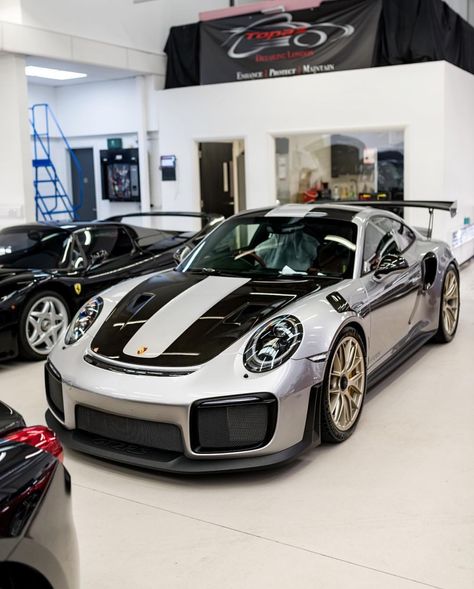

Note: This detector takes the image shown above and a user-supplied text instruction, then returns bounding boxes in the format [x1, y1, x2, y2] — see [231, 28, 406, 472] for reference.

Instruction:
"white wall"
[0, 54, 34, 227]
[19, 0, 231, 53]
[0, 0, 21, 23]
[156, 61, 474, 263]
[443, 63, 474, 263]
[445, 0, 474, 24]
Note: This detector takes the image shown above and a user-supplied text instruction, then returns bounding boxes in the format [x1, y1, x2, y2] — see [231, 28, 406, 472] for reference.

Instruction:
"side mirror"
[173, 245, 192, 265]
[374, 253, 408, 281]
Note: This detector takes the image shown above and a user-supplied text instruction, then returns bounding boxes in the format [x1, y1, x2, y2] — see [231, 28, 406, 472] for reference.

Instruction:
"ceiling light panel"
[25, 66, 88, 81]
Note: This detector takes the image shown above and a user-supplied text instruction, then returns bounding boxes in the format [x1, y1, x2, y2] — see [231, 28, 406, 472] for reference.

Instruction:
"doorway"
[70, 147, 97, 221]
[199, 141, 245, 217]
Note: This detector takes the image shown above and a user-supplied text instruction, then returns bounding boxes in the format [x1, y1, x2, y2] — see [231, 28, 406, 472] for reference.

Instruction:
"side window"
[77, 227, 133, 264]
[363, 217, 401, 274]
[394, 223, 415, 253]
[111, 227, 134, 256]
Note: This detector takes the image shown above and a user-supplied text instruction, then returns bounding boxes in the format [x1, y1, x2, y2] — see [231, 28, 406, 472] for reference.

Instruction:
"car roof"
[235, 203, 406, 224]
[236, 203, 363, 221]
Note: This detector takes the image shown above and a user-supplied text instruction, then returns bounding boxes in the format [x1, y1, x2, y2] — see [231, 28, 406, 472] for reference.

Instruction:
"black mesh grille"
[45, 363, 64, 420]
[75, 406, 183, 453]
[193, 395, 277, 452]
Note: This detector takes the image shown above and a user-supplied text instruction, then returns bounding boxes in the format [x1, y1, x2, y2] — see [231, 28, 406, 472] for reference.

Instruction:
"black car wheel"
[19, 291, 70, 360]
[434, 264, 460, 343]
[321, 326, 367, 443]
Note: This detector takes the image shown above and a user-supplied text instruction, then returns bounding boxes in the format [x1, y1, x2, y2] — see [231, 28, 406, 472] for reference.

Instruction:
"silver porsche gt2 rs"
[45, 201, 460, 473]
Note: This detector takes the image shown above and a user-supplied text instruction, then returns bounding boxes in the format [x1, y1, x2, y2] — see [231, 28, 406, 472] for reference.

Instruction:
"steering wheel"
[234, 249, 267, 267]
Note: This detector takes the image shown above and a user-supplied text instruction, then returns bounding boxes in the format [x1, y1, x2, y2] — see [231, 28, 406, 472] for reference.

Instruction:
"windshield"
[0, 227, 70, 269]
[180, 216, 357, 279]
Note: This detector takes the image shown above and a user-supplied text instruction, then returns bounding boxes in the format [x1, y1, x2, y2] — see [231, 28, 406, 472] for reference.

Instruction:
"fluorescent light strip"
[25, 66, 87, 81]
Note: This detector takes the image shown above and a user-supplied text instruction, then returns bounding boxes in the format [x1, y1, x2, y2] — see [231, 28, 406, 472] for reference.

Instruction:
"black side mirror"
[173, 245, 192, 265]
[374, 253, 409, 281]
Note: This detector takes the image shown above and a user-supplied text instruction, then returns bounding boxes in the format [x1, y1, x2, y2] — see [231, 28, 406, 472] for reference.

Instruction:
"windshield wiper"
[186, 267, 222, 276]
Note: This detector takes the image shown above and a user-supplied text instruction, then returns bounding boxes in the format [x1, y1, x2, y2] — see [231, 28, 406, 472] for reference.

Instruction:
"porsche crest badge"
[137, 346, 148, 355]
[74, 283, 82, 295]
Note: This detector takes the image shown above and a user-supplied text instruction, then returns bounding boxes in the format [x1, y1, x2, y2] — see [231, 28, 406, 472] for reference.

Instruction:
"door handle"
[229, 160, 235, 200]
[223, 162, 229, 193]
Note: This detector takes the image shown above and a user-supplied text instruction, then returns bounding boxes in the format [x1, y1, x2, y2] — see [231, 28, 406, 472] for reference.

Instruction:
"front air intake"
[191, 394, 277, 453]
[75, 406, 184, 453]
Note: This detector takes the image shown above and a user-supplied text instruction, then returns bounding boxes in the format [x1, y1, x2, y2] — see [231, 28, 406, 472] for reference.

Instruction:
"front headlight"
[243, 315, 303, 373]
[65, 296, 103, 345]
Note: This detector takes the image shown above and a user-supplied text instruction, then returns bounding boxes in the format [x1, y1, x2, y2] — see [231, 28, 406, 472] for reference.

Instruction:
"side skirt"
[367, 330, 437, 390]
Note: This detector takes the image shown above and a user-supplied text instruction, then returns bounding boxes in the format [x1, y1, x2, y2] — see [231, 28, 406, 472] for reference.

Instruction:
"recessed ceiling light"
[25, 66, 87, 81]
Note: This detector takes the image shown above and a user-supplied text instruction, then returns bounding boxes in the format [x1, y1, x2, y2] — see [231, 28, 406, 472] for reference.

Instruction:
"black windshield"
[0, 227, 70, 269]
[180, 216, 357, 279]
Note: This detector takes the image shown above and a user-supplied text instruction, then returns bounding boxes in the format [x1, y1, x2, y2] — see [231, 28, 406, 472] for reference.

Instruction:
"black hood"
[91, 270, 338, 368]
[0, 268, 48, 299]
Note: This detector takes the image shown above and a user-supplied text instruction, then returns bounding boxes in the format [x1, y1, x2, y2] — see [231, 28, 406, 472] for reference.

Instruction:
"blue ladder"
[30, 103, 84, 222]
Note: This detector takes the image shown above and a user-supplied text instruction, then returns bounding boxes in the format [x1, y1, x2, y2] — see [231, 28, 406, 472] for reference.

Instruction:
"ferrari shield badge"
[137, 346, 148, 355]
[74, 283, 82, 295]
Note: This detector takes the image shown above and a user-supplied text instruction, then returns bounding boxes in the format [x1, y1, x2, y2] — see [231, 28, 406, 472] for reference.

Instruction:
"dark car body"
[0, 402, 79, 589]
[0, 212, 222, 360]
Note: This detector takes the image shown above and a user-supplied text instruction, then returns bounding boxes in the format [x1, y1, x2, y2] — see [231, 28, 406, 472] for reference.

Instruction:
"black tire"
[18, 290, 70, 361]
[321, 326, 367, 443]
[433, 264, 460, 343]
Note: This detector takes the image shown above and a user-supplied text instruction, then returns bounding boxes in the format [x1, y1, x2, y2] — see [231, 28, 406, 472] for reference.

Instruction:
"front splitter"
[46, 410, 310, 474]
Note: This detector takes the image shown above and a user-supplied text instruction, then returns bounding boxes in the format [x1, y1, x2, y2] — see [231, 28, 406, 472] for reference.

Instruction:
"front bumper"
[46, 409, 313, 474]
[45, 348, 324, 473]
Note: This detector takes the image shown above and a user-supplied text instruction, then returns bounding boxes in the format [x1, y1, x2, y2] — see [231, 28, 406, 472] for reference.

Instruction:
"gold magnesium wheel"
[328, 336, 366, 431]
[441, 269, 459, 337]
[320, 327, 367, 445]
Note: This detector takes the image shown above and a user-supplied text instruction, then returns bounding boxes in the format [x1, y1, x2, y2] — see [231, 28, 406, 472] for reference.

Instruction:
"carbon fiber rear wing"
[334, 200, 457, 238]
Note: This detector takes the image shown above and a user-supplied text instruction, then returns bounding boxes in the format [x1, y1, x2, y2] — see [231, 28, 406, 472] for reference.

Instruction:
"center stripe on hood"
[122, 275, 250, 359]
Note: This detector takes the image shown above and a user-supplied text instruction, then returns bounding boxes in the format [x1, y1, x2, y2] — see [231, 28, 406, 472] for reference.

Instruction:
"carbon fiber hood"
[91, 270, 338, 367]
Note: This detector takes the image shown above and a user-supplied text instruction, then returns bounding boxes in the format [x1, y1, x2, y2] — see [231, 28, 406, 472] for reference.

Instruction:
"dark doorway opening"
[199, 141, 245, 218]
[70, 148, 97, 221]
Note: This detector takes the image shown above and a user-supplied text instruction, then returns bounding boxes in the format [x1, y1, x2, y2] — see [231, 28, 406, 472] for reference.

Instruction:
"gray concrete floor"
[1, 263, 473, 589]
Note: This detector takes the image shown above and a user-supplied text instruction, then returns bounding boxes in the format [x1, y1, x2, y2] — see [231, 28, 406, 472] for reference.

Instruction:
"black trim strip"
[84, 353, 195, 377]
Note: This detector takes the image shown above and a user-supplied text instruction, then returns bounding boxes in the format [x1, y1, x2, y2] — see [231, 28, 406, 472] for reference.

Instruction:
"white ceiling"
[25, 56, 141, 87]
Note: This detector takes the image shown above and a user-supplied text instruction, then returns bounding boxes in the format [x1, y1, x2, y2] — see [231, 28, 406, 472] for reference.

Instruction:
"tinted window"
[0, 227, 69, 269]
[181, 216, 357, 279]
[76, 227, 133, 263]
[363, 217, 401, 274]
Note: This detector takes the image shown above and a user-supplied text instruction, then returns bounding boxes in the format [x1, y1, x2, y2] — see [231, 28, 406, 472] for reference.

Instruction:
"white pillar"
[136, 75, 151, 213]
[0, 54, 34, 226]
[0, 0, 22, 23]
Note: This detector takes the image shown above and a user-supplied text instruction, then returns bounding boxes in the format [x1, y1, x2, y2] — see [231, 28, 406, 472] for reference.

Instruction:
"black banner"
[164, 22, 200, 89]
[200, 0, 382, 85]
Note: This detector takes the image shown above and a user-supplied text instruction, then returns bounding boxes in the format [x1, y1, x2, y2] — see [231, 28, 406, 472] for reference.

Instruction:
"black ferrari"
[0, 212, 222, 360]
[0, 401, 79, 589]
